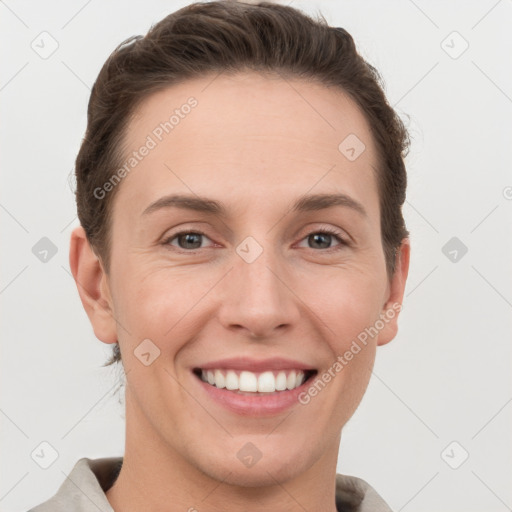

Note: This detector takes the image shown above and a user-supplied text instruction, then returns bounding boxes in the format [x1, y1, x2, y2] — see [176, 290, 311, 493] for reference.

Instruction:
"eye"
[162, 228, 349, 252]
[297, 228, 349, 251]
[163, 230, 213, 251]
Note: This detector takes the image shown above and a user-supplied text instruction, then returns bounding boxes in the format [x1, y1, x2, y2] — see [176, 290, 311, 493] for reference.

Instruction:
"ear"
[377, 238, 410, 347]
[69, 226, 118, 345]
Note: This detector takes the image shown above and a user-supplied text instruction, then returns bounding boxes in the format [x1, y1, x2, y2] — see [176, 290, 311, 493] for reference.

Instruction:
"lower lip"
[193, 372, 316, 416]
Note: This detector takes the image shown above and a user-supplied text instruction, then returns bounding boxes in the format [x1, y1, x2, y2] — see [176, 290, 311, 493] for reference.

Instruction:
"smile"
[193, 368, 317, 394]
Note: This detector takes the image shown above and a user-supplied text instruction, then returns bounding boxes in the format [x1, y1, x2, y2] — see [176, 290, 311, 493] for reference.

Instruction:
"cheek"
[300, 271, 382, 407]
[299, 270, 385, 347]
[112, 247, 387, 355]
[114, 265, 218, 346]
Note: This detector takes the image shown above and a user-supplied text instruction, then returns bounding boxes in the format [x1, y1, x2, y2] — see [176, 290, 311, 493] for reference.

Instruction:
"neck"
[106, 390, 341, 512]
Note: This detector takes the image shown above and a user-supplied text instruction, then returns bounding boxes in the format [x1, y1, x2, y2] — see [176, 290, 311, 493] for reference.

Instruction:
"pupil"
[180, 233, 201, 249]
[311, 233, 330, 249]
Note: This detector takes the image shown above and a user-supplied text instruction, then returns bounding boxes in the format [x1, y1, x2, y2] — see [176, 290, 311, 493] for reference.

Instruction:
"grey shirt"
[28, 457, 394, 511]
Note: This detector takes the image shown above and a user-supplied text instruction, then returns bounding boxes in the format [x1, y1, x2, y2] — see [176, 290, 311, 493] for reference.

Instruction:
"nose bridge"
[218, 232, 299, 337]
[238, 235, 283, 296]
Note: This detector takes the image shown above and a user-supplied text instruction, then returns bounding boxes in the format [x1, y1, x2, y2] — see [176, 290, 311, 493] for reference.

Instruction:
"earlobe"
[69, 226, 118, 345]
[377, 238, 411, 347]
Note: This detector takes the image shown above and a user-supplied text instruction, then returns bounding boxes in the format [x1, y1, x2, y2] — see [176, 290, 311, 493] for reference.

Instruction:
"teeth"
[275, 371, 288, 391]
[286, 371, 296, 390]
[225, 370, 238, 390]
[258, 371, 275, 392]
[214, 369, 225, 389]
[200, 369, 308, 393]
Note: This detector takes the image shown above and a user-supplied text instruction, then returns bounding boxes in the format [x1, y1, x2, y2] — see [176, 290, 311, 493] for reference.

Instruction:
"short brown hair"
[75, 0, 410, 367]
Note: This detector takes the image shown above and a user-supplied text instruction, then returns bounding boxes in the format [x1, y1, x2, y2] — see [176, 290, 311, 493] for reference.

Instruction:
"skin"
[70, 71, 409, 512]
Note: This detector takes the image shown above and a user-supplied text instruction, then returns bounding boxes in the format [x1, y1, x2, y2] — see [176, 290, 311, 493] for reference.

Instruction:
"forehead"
[115, 71, 380, 221]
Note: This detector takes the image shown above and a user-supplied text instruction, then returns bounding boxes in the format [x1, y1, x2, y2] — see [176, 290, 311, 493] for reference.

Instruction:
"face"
[73, 71, 409, 487]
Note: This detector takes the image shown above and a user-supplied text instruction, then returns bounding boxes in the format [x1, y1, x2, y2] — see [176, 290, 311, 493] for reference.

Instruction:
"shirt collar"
[29, 457, 393, 512]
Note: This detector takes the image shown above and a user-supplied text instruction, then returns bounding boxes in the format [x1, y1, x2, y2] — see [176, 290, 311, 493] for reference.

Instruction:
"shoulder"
[335, 473, 394, 512]
[28, 457, 123, 512]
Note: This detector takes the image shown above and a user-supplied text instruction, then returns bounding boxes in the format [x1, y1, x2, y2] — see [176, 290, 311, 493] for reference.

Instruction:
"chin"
[215, 461, 302, 488]
[200, 442, 309, 488]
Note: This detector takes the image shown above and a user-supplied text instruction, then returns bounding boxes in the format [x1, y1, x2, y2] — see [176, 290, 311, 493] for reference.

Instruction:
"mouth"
[192, 367, 318, 395]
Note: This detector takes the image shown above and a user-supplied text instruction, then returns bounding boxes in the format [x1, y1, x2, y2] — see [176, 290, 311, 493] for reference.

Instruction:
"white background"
[1, 1, 511, 511]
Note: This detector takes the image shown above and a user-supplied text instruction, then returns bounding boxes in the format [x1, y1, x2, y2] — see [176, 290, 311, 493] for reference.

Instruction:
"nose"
[217, 243, 301, 339]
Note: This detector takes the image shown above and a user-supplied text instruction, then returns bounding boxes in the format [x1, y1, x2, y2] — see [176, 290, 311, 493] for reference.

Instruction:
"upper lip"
[194, 356, 317, 373]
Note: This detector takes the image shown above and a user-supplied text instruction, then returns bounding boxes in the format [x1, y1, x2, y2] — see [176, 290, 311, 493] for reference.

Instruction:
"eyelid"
[162, 229, 214, 249]
[295, 221, 352, 242]
[295, 226, 350, 249]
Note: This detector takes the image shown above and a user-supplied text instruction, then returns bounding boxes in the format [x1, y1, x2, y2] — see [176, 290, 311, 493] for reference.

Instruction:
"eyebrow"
[142, 192, 367, 218]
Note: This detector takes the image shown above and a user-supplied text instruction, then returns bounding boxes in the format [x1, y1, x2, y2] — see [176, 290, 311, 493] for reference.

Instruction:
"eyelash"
[162, 227, 349, 253]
